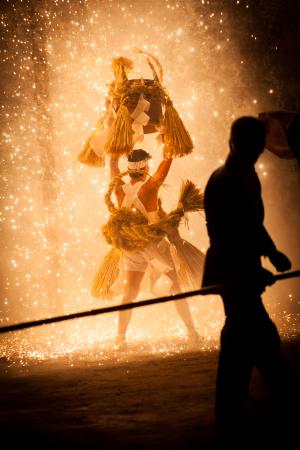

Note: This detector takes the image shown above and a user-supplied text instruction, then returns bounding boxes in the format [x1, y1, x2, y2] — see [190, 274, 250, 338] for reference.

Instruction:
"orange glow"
[1, 0, 299, 363]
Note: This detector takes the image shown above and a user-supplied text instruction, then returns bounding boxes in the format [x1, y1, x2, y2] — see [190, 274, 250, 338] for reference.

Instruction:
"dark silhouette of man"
[202, 116, 295, 430]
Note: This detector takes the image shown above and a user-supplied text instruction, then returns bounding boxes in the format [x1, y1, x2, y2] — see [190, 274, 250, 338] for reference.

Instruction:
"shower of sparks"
[0, 0, 299, 363]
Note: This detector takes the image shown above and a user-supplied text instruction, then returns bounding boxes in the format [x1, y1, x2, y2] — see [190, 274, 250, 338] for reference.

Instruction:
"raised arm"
[109, 155, 125, 207]
[110, 155, 121, 179]
[149, 157, 173, 187]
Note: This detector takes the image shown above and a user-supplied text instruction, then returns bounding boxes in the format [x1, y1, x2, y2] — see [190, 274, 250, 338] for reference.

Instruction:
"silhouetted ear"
[229, 139, 234, 153]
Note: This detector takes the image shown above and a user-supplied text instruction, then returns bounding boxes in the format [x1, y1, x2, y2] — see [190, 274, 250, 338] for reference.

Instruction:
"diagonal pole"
[0, 270, 299, 334]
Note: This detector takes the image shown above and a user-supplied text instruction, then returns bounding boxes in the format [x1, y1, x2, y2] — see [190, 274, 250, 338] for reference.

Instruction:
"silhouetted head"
[127, 149, 151, 180]
[229, 116, 266, 165]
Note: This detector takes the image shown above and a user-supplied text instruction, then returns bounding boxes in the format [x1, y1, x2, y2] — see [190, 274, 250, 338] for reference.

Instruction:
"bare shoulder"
[139, 177, 159, 194]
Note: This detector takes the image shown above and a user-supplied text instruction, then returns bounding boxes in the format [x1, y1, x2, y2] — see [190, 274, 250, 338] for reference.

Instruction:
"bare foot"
[187, 330, 201, 346]
[114, 335, 128, 352]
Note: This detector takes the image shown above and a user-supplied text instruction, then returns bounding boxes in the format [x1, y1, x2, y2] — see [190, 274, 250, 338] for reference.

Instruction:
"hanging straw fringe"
[178, 179, 204, 212]
[163, 99, 194, 158]
[77, 118, 106, 167]
[102, 176, 204, 253]
[102, 207, 166, 252]
[92, 177, 204, 299]
[77, 142, 105, 167]
[91, 248, 121, 300]
[170, 238, 205, 291]
[169, 181, 204, 290]
[104, 101, 133, 155]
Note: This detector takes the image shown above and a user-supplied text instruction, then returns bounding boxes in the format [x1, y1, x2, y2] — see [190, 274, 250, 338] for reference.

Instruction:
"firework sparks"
[1, 0, 299, 363]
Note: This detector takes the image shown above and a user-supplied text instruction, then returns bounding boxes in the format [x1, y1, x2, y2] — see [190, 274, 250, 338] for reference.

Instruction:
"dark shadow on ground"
[0, 339, 299, 449]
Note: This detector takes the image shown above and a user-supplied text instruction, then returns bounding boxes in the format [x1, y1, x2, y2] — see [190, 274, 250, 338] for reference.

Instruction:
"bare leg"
[174, 299, 197, 333]
[166, 269, 198, 339]
[116, 270, 144, 347]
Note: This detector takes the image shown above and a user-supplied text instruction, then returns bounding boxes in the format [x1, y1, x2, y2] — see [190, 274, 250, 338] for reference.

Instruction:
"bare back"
[137, 158, 172, 211]
[111, 157, 173, 212]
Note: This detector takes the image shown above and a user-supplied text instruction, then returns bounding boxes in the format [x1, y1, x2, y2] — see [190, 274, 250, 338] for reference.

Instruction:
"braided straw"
[102, 173, 203, 252]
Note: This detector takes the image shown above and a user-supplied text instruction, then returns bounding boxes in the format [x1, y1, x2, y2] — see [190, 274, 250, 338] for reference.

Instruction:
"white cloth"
[90, 106, 115, 157]
[111, 181, 175, 296]
[108, 180, 205, 296]
[92, 93, 151, 157]
[121, 181, 160, 224]
[130, 94, 150, 144]
[127, 159, 148, 170]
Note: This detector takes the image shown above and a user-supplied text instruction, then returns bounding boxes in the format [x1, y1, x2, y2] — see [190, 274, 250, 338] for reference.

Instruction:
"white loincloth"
[111, 181, 177, 297]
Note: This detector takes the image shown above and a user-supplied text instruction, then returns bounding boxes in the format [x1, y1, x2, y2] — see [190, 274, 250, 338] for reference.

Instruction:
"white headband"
[127, 159, 148, 170]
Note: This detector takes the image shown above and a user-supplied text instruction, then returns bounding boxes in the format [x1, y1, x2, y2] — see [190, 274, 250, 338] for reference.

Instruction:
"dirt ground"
[0, 338, 299, 450]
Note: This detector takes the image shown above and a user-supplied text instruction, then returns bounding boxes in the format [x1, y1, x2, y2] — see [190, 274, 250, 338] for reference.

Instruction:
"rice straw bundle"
[104, 102, 133, 155]
[178, 179, 204, 212]
[171, 239, 205, 291]
[77, 118, 106, 167]
[91, 248, 121, 300]
[163, 99, 194, 158]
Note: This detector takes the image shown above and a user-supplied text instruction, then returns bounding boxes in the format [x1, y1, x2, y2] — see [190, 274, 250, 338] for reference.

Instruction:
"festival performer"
[103, 148, 203, 349]
[78, 51, 205, 349]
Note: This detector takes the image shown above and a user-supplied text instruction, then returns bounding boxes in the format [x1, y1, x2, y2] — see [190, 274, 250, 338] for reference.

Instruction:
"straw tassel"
[77, 115, 106, 167]
[77, 142, 105, 168]
[91, 248, 121, 300]
[171, 238, 205, 291]
[104, 101, 133, 156]
[163, 99, 194, 158]
[178, 180, 204, 212]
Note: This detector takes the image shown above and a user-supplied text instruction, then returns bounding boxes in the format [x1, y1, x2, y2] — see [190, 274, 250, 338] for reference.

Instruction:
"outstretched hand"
[269, 250, 292, 272]
[260, 268, 275, 287]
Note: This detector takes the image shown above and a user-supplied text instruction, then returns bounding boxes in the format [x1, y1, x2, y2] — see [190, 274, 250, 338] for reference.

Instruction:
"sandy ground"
[0, 338, 299, 450]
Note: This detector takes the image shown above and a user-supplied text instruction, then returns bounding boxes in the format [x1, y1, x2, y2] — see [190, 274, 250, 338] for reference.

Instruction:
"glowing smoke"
[0, 0, 299, 361]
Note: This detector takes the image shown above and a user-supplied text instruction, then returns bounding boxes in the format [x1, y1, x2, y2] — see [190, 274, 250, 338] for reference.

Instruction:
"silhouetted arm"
[260, 226, 291, 272]
[259, 226, 277, 257]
